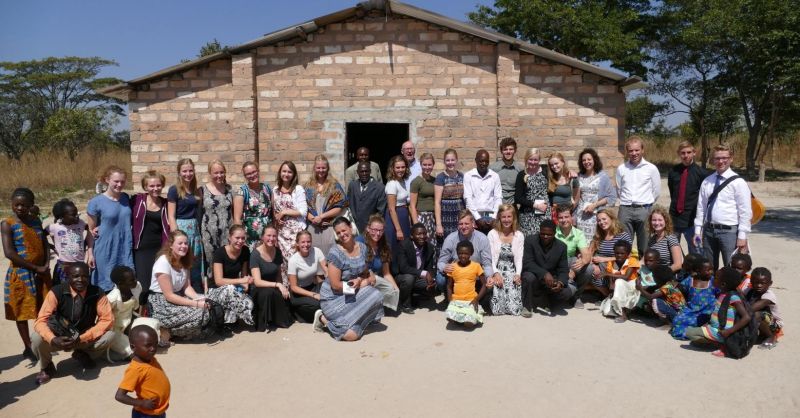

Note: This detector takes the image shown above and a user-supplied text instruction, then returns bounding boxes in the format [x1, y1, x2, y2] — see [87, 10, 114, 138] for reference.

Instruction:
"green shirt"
[555, 226, 588, 258]
[410, 175, 435, 212]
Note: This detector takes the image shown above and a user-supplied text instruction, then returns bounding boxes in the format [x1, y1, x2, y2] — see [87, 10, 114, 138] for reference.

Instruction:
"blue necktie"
[706, 174, 723, 223]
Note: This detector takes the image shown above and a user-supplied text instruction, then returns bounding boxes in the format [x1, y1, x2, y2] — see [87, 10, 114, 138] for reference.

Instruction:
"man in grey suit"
[347, 161, 387, 233]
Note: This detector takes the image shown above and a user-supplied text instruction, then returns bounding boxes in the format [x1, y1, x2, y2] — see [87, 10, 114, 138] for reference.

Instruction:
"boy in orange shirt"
[115, 325, 171, 418]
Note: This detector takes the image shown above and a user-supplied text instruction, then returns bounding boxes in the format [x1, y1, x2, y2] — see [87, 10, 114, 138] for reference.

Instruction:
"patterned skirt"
[519, 209, 550, 237]
[176, 218, 205, 291]
[319, 281, 384, 340]
[147, 292, 208, 339]
[446, 300, 484, 324]
[207, 285, 254, 325]
[440, 198, 464, 238]
[4, 267, 46, 321]
[418, 212, 437, 245]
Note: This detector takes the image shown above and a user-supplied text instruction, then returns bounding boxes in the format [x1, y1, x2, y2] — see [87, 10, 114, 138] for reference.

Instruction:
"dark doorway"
[346, 122, 409, 183]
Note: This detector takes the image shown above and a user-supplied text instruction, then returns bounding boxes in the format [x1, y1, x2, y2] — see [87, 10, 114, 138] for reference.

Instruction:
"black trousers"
[290, 283, 320, 323]
[521, 271, 572, 310]
[396, 274, 432, 306]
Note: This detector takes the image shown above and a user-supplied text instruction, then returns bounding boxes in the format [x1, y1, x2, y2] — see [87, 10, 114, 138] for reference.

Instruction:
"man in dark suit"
[520, 220, 570, 317]
[667, 141, 709, 254]
[395, 223, 436, 314]
[347, 161, 387, 233]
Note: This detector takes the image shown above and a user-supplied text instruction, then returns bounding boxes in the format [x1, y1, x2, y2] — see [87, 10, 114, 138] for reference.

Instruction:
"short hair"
[683, 253, 701, 270]
[652, 265, 675, 287]
[717, 266, 744, 291]
[129, 324, 157, 344]
[276, 161, 299, 190]
[99, 165, 127, 182]
[613, 239, 632, 253]
[456, 240, 474, 254]
[625, 136, 644, 150]
[110, 265, 135, 285]
[578, 148, 603, 174]
[52, 198, 76, 221]
[242, 161, 258, 171]
[411, 222, 427, 233]
[11, 187, 35, 203]
[555, 204, 573, 215]
[386, 155, 410, 181]
[676, 140, 694, 152]
[498, 137, 517, 150]
[751, 267, 772, 281]
[713, 143, 733, 155]
[730, 253, 753, 269]
[140, 170, 166, 190]
[644, 248, 661, 263]
[457, 209, 474, 221]
[68, 262, 90, 276]
[419, 152, 435, 164]
[539, 219, 556, 231]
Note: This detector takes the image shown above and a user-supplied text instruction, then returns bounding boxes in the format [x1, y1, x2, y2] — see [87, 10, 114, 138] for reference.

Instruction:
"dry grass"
[0, 148, 131, 217]
[641, 133, 800, 170]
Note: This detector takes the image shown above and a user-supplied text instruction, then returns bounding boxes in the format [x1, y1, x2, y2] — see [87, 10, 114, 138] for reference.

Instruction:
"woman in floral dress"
[201, 160, 233, 286]
[487, 204, 524, 315]
[515, 148, 550, 236]
[233, 161, 272, 250]
[574, 148, 616, 239]
[272, 161, 307, 272]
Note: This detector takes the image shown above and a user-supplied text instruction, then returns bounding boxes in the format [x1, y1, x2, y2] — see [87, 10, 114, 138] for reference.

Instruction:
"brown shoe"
[35, 363, 56, 385]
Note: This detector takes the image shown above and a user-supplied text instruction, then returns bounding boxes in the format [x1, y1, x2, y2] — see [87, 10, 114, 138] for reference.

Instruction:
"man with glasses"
[401, 141, 421, 194]
[693, 144, 752, 269]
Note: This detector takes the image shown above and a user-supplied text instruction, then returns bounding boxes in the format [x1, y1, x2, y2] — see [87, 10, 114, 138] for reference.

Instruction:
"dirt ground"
[1, 179, 798, 417]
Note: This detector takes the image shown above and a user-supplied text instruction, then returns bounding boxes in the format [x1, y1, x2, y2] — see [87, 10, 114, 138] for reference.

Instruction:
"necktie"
[71, 294, 84, 323]
[676, 166, 688, 213]
[415, 247, 423, 270]
[706, 174, 723, 223]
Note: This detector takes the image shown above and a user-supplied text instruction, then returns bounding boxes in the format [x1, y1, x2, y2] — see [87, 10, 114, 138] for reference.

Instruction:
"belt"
[621, 203, 652, 208]
[705, 223, 735, 230]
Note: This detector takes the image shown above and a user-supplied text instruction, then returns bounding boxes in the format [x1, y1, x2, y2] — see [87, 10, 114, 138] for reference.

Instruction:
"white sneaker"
[313, 309, 325, 333]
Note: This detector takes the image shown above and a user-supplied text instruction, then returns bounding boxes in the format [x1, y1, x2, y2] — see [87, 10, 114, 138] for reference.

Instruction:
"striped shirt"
[647, 234, 680, 266]
[595, 232, 632, 258]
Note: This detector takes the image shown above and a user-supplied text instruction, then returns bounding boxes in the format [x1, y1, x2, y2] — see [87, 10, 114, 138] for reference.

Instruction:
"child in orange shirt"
[599, 240, 640, 322]
[445, 241, 488, 329]
[115, 325, 170, 418]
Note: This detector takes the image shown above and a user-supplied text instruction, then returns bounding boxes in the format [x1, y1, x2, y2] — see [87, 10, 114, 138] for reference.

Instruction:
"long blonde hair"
[305, 154, 338, 197]
[493, 203, 519, 233]
[592, 208, 624, 248]
[547, 152, 570, 193]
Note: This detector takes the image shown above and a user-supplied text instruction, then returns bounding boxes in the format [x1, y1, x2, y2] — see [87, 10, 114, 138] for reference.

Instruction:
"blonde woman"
[233, 161, 272, 250]
[434, 148, 464, 239]
[410, 152, 437, 246]
[487, 204, 524, 315]
[514, 148, 550, 236]
[167, 158, 204, 291]
[201, 160, 233, 285]
[546, 152, 579, 217]
[647, 206, 683, 272]
[304, 155, 346, 256]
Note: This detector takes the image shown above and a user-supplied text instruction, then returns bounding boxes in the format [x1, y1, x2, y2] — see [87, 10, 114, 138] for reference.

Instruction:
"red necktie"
[676, 166, 688, 213]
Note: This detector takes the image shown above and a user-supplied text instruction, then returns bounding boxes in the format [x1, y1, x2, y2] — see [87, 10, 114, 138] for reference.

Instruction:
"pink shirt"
[47, 220, 86, 263]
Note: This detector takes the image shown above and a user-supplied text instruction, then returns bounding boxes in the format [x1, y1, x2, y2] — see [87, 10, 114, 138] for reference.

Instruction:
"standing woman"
[250, 225, 293, 331]
[647, 206, 683, 273]
[87, 165, 134, 291]
[384, 155, 411, 250]
[167, 158, 204, 292]
[272, 161, 307, 268]
[487, 204, 524, 316]
[287, 231, 327, 323]
[546, 152, 580, 220]
[209, 224, 255, 326]
[434, 148, 464, 240]
[305, 155, 346, 256]
[233, 161, 272, 250]
[515, 148, 550, 236]
[410, 153, 437, 246]
[132, 170, 170, 305]
[201, 160, 233, 284]
[2, 188, 50, 361]
[318, 217, 384, 341]
[574, 148, 616, 239]
[357, 215, 401, 312]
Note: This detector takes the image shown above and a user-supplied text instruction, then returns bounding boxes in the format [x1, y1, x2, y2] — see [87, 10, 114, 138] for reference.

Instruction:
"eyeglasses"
[713, 157, 731, 161]
[368, 227, 384, 234]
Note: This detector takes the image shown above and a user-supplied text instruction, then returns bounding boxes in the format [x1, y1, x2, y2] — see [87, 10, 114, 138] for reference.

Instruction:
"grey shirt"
[437, 230, 494, 276]
[344, 161, 383, 185]
[489, 160, 523, 204]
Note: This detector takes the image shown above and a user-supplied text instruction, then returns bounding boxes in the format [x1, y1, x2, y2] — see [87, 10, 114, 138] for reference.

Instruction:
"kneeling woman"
[318, 217, 384, 341]
[148, 231, 210, 342]
[249, 225, 293, 330]
[209, 224, 255, 326]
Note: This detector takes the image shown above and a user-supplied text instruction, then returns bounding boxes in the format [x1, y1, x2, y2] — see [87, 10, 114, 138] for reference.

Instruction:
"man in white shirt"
[401, 140, 421, 192]
[615, 136, 661, 257]
[464, 149, 502, 234]
[693, 144, 752, 269]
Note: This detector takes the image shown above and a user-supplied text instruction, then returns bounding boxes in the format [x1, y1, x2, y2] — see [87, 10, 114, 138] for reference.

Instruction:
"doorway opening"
[345, 122, 409, 182]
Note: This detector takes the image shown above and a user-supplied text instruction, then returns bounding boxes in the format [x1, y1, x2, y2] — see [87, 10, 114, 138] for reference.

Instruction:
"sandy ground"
[1, 180, 798, 418]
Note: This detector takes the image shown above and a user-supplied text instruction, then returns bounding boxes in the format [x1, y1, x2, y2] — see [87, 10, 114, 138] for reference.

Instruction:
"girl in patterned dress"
[515, 148, 550, 237]
[2, 188, 50, 361]
[686, 267, 750, 357]
[201, 160, 233, 285]
[671, 257, 719, 339]
[574, 148, 616, 238]
[46, 199, 92, 286]
[434, 148, 464, 240]
[233, 161, 272, 250]
[272, 161, 308, 276]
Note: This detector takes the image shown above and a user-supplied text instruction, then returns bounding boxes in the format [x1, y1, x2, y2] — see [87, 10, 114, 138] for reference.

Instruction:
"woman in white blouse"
[287, 230, 328, 323]
[272, 161, 308, 263]
[384, 155, 411, 250]
[486, 203, 524, 315]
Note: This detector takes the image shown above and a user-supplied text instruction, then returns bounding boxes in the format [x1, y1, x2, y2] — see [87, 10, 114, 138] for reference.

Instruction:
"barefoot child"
[685, 267, 750, 357]
[599, 240, 640, 322]
[640, 265, 686, 324]
[446, 241, 488, 329]
[46, 199, 93, 285]
[2, 188, 51, 362]
[745, 267, 783, 349]
[116, 325, 170, 418]
[671, 257, 718, 339]
[731, 253, 753, 292]
[107, 266, 143, 360]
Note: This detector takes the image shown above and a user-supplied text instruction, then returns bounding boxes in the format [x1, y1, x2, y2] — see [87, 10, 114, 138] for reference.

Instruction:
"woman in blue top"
[317, 217, 383, 341]
[167, 158, 204, 292]
[356, 215, 400, 312]
[86, 165, 133, 291]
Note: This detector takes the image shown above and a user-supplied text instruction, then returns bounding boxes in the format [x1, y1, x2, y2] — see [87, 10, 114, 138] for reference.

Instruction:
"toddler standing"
[116, 325, 170, 418]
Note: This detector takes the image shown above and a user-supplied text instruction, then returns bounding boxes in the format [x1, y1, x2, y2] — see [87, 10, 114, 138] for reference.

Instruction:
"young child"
[46, 199, 93, 285]
[2, 188, 51, 362]
[640, 265, 686, 324]
[599, 240, 640, 322]
[745, 267, 783, 349]
[116, 325, 170, 417]
[731, 253, 753, 292]
[107, 266, 143, 360]
[671, 257, 719, 339]
[685, 267, 750, 357]
[445, 241, 488, 329]
[677, 253, 700, 282]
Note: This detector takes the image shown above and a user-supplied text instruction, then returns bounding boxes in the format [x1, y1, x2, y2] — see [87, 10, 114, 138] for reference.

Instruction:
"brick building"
[100, 0, 643, 184]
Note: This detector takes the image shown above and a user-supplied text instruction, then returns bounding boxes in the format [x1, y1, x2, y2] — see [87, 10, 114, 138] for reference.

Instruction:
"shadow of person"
[0, 373, 38, 409]
[363, 322, 388, 336]
[0, 353, 34, 374]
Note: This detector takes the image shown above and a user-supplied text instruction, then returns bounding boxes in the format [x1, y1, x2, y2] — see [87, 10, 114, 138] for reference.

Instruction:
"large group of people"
[2, 136, 784, 415]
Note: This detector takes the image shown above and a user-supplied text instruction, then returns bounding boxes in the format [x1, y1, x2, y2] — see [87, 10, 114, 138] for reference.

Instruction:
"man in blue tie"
[693, 144, 752, 269]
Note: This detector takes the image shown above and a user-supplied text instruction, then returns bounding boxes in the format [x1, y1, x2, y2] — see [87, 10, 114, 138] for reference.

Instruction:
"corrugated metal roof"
[99, 0, 640, 100]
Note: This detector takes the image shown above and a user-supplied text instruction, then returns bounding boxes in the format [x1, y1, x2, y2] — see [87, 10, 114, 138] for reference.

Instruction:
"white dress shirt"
[693, 168, 752, 239]
[615, 158, 661, 205]
[463, 168, 503, 219]
[404, 158, 422, 196]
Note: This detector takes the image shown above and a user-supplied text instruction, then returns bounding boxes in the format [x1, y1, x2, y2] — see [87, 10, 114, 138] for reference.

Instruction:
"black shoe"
[36, 363, 56, 385]
[22, 347, 37, 362]
[400, 304, 415, 315]
[71, 350, 96, 369]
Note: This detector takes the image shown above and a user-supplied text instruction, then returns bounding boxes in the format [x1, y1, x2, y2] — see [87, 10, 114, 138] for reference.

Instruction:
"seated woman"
[209, 224, 255, 327]
[357, 215, 401, 313]
[287, 231, 327, 323]
[646, 206, 683, 273]
[318, 217, 384, 341]
[249, 225, 293, 331]
[586, 209, 632, 298]
[147, 231, 210, 343]
[487, 203, 524, 315]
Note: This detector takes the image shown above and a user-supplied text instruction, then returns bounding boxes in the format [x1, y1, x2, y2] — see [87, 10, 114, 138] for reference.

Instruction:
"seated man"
[347, 161, 387, 233]
[32, 262, 115, 385]
[395, 223, 436, 313]
[554, 205, 592, 308]
[520, 220, 570, 317]
[463, 149, 502, 234]
[436, 210, 494, 311]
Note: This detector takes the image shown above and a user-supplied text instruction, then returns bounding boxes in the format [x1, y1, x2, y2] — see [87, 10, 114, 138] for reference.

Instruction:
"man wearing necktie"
[346, 161, 387, 233]
[693, 144, 752, 269]
[395, 224, 436, 314]
[667, 141, 709, 254]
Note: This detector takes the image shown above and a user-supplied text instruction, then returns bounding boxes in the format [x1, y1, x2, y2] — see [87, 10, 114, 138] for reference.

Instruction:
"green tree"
[43, 108, 111, 160]
[625, 96, 668, 135]
[469, 0, 652, 76]
[198, 39, 225, 57]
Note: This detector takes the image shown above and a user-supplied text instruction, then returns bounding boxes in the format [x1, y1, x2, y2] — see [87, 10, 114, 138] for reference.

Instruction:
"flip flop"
[759, 341, 778, 350]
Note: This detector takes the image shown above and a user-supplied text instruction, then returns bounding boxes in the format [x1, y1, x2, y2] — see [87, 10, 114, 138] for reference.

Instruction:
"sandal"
[759, 341, 778, 350]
